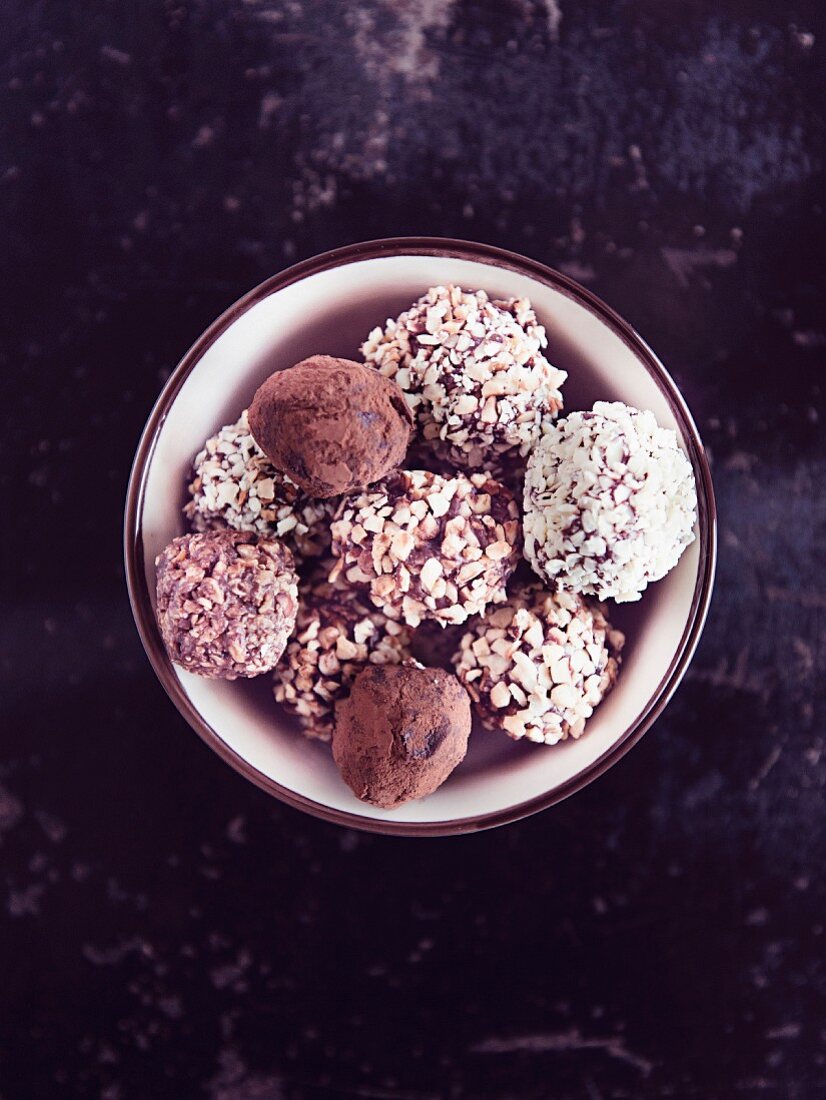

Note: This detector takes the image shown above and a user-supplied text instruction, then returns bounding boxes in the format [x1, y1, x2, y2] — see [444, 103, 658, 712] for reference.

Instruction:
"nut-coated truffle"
[454, 582, 624, 744]
[248, 355, 414, 498]
[333, 663, 472, 808]
[183, 410, 335, 562]
[155, 530, 298, 679]
[272, 565, 412, 742]
[330, 468, 521, 628]
[362, 285, 567, 469]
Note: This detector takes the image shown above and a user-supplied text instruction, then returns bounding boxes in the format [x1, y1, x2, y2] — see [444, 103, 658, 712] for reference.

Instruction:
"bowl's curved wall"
[126, 240, 716, 834]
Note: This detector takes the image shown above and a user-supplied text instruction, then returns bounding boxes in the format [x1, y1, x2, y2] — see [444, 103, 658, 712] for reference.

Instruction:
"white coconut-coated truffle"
[523, 402, 697, 603]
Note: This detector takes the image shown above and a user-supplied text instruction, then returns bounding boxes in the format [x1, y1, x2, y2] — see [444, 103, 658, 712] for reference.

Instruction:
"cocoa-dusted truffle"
[248, 355, 414, 498]
[155, 530, 298, 679]
[183, 411, 335, 561]
[330, 468, 521, 628]
[454, 582, 624, 744]
[524, 402, 697, 603]
[333, 663, 472, 808]
[362, 285, 567, 469]
[273, 567, 412, 741]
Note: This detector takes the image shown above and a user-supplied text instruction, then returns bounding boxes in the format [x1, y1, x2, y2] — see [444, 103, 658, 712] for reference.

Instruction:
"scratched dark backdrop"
[1, 1, 824, 1097]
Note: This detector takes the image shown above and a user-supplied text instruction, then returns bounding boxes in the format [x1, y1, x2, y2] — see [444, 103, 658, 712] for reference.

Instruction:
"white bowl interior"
[139, 254, 702, 825]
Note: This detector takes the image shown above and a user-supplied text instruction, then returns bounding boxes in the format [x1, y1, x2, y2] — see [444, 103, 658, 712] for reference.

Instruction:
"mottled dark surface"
[1, 2, 824, 1097]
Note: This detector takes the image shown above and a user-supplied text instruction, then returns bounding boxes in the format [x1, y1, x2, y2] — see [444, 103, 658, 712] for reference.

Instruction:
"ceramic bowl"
[124, 238, 716, 835]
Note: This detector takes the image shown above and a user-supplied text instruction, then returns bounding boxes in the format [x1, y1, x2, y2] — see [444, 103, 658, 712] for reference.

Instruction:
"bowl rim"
[124, 235, 717, 837]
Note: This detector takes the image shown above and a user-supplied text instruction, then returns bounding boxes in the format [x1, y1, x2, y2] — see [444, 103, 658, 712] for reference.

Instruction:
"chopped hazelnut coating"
[362, 285, 567, 468]
[183, 410, 335, 562]
[454, 582, 624, 744]
[272, 565, 412, 741]
[155, 530, 298, 679]
[330, 468, 521, 628]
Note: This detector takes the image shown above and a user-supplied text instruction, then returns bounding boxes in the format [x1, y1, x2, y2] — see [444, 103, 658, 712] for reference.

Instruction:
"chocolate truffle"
[273, 566, 412, 741]
[155, 530, 298, 679]
[454, 583, 624, 744]
[333, 664, 472, 808]
[330, 468, 521, 628]
[248, 355, 414, 498]
[524, 402, 697, 603]
[361, 285, 567, 469]
[183, 411, 335, 561]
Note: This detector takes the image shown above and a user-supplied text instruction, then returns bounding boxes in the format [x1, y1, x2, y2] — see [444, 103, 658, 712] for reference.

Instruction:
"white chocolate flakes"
[524, 402, 698, 603]
[454, 583, 624, 744]
[361, 285, 567, 469]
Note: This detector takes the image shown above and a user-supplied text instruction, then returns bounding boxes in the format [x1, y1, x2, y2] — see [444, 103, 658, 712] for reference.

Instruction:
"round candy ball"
[362, 285, 567, 469]
[155, 530, 298, 679]
[454, 582, 624, 744]
[272, 566, 412, 742]
[330, 468, 521, 628]
[333, 663, 472, 808]
[184, 411, 335, 562]
[524, 402, 697, 603]
[248, 355, 414, 499]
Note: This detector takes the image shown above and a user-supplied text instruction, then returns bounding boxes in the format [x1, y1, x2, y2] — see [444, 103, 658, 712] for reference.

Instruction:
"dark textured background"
[1, 1, 824, 1097]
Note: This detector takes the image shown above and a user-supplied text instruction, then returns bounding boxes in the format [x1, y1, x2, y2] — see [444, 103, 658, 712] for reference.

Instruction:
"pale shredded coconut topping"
[273, 567, 412, 741]
[361, 285, 567, 468]
[454, 583, 624, 744]
[330, 468, 521, 628]
[524, 401, 698, 603]
[183, 411, 335, 561]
